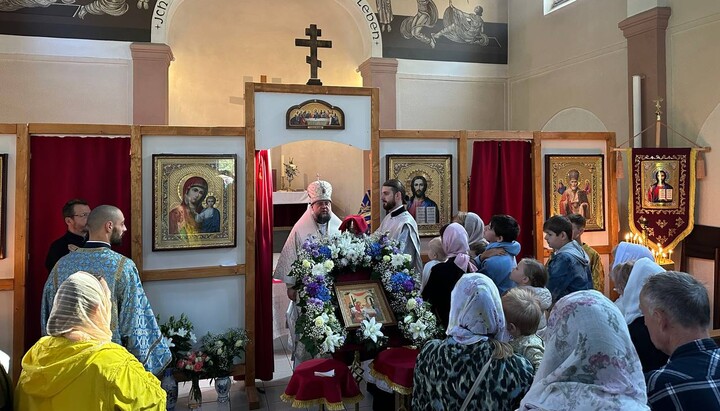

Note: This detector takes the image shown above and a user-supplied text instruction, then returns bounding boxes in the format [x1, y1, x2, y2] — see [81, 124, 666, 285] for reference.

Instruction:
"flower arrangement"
[176, 350, 209, 408]
[289, 231, 441, 357]
[158, 313, 197, 366]
[200, 328, 249, 378]
[283, 157, 299, 187]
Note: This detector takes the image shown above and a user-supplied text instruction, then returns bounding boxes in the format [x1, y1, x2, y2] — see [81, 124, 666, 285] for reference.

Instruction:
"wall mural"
[0, 0, 157, 41]
[373, 0, 508, 64]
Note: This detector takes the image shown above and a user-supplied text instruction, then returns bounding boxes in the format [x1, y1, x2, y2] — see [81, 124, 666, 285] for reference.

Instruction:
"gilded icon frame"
[152, 154, 237, 251]
[334, 281, 396, 330]
[545, 154, 605, 231]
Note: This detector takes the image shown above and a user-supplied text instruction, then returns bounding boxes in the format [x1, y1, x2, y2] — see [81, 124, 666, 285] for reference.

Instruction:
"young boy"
[567, 213, 605, 293]
[543, 215, 593, 303]
[509, 258, 552, 335]
[502, 288, 545, 371]
[475, 214, 521, 295]
[420, 236, 446, 292]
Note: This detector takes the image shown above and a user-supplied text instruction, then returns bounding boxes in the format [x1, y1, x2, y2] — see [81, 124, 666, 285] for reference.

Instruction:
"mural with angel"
[546, 155, 605, 231]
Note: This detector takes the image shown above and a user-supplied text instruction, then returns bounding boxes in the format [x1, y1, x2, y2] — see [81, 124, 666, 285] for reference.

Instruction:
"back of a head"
[610, 261, 634, 294]
[641, 271, 710, 329]
[566, 213, 586, 229]
[489, 214, 520, 242]
[86, 205, 120, 232]
[47, 271, 113, 342]
[521, 258, 548, 288]
[543, 215, 572, 240]
[502, 288, 542, 336]
[382, 179, 406, 203]
[428, 236, 446, 260]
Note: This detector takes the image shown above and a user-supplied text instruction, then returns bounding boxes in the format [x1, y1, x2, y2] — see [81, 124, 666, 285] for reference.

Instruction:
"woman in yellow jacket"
[15, 271, 166, 410]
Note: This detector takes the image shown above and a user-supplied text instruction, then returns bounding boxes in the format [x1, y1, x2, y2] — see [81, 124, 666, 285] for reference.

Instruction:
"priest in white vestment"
[274, 180, 342, 367]
[376, 179, 422, 275]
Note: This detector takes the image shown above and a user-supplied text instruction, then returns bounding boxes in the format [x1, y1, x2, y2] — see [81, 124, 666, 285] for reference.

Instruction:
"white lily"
[321, 333, 343, 353]
[362, 317, 384, 343]
[176, 327, 187, 337]
[163, 336, 175, 348]
[409, 320, 427, 340]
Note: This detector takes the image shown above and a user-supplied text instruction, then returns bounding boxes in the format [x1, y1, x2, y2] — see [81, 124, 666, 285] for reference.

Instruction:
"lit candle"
[668, 249, 673, 260]
[625, 233, 631, 242]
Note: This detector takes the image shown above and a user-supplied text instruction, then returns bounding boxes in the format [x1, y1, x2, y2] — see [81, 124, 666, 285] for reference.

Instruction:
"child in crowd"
[502, 288, 545, 371]
[475, 214, 521, 295]
[510, 258, 552, 335]
[420, 236, 446, 292]
[543, 215, 592, 303]
[567, 213, 606, 293]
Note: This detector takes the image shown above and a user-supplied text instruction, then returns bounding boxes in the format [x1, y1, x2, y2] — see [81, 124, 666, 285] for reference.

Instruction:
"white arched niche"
[542, 107, 608, 132]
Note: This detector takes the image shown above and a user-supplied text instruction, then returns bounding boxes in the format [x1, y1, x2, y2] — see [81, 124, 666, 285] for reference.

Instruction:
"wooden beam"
[371, 89, 381, 232]
[532, 133, 545, 261]
[244, 82, 259, 410]
[379, 129, 458, 139]
[0, 278, 13, 291]
[251, 82, 373, 96]
[606, 133, 619, 254]
[138, 126, 245, 136]
[130, 126, 143, 273]
[467, 130, 534, 140]
[533, 131, 613, 141]
[458, 130, 468, 212]
[13, 124, 29, 382]
[142, 265, 245, 282]
[28, 124, 131, 135]
[0, 124, 17, 134]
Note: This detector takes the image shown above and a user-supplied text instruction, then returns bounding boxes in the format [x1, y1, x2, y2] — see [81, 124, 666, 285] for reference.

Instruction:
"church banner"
[628, 148, 697, 251]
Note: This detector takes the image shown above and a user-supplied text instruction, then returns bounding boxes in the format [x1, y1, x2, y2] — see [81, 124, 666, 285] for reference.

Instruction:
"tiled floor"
[176, 334, 374, 411]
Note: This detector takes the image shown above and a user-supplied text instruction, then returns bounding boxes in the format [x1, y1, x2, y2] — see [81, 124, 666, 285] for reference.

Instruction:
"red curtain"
[254, 150, 274, 380]
[468, 140, 534, 257]
[26, 136, 131, 350]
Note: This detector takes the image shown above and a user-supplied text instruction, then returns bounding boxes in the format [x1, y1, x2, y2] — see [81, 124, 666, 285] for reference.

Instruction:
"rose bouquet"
[176, 350, 210, 408]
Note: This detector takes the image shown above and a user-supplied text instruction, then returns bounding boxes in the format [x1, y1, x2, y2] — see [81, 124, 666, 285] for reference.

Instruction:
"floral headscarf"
[620, 257, 665, 325]
[442, 223, 477, 273]
[446, 273, 509, 344]
[519, 290, 649, 411]
[462, 212, 485, 245]
[612, 242, 654, 268]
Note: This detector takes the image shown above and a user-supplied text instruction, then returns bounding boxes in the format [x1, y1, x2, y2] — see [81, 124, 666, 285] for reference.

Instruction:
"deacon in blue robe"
[40, 205, 171, 376]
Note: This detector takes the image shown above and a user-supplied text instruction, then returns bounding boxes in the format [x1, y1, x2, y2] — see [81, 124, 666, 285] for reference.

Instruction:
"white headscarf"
[519, 290, 649, 411]
[612, 242, 654, 268]
[446, 273, 509, 344]
[46, 271, 113, 343]
[620, 257, 665, 325]
[462, 212, 485, 245]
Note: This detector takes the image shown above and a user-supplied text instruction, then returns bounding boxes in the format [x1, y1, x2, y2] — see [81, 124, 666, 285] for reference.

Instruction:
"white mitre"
[307, 180, 332, 204]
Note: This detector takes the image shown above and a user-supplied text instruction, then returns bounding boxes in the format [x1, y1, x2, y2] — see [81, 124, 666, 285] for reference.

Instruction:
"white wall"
[141, 135, 246, 339]
[0, 36, 132, 124]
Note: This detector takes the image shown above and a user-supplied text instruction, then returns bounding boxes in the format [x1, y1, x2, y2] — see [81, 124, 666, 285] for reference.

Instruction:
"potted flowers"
[201, 328, 249, 404]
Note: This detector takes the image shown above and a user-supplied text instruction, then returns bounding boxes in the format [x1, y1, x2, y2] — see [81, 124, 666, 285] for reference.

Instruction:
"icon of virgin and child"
[168, 176, 221, 236]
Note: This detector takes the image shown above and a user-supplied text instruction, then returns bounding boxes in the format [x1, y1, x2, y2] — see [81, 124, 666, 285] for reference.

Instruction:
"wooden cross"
[295, 24, 332, 86]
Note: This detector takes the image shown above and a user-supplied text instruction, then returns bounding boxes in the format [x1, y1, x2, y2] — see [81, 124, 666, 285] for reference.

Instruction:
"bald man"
[40, 205, 171, 376]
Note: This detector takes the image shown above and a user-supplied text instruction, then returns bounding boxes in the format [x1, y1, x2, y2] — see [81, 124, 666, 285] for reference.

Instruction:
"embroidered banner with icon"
[628, 148, 696, 250]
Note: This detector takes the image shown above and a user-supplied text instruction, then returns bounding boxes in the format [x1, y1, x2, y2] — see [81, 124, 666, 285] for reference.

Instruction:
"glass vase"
[214, 376, 232, 403]
[188, 374, 202, 410]
[160, 368, 178, 411]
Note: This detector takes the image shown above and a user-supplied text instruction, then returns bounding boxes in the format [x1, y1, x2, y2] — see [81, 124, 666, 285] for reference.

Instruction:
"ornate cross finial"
[295, 24, 332, 86]
[653, 97, 664, 121]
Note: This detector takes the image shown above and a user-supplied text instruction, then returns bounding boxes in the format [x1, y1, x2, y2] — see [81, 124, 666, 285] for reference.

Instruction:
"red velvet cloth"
[254, 150, 274, 380]
[339, 214, 369, 235]
[371, 347, 419, 390]
[468, 140, 534, 257]
[282, 358, 362, 408]
[26, 136, 131, 351]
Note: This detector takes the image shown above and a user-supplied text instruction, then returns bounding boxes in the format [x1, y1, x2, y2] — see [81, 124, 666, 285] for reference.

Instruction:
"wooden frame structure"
[4, 122, 618, 405]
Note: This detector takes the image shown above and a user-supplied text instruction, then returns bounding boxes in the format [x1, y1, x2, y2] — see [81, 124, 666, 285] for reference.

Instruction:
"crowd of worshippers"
[409, 211, 720, 410]
[4, 190, 720, 410]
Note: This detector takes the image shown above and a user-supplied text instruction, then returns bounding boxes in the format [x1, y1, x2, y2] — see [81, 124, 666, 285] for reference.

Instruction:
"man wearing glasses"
[44, 199, 90, 272]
